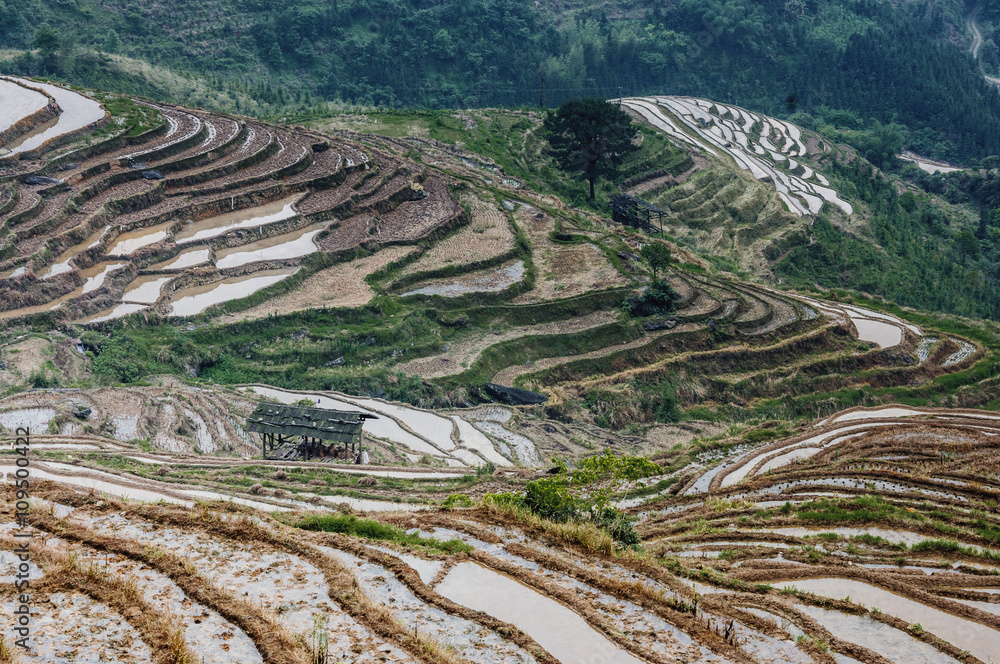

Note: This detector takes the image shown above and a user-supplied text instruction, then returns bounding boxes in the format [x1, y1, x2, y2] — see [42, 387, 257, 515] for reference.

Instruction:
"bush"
[481, 492, 523, 509]
[29, 368, 58, 389]
[443, 493, 474, 509]
[576, 449, 662, 482]
[590, 506, 640, 548]
[655, 384, 680, 423]
[92, 335, 149, 384]
[524, 477, 579, 522]
[621, 281, 678, 317]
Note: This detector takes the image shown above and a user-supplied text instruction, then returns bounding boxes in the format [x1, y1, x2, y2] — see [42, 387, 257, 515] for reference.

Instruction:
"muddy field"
[2, 402, 999, 663]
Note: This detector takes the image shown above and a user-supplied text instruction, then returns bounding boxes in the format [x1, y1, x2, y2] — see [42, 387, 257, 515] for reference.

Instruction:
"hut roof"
[609, 193, 666, 215]
[245, 403, 376, 444]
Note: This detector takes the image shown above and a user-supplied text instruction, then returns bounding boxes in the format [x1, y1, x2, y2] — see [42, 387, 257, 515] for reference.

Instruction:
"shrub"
[575, 449, 662, 482]
[621, 281, 678, 317]
[655, 384, 680, 423]
[443, 493, 474, 509]
[524, 477, 579, 522]
[481, 492, 524, 509]
[92, 335, 149, 384]
[29, 368, 58, 389]
[591, 506, 640, 548]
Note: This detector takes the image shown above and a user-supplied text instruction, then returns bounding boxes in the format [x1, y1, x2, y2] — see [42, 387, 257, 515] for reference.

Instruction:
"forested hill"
[2, 0, 999, 161]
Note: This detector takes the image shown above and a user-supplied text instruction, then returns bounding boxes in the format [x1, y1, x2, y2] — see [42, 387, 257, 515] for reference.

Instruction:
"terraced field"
[3, 80, 1000, 662]
[617, 96, 863, 276]
[3, 401, 1000, 663]
[0, 78, 459, 325]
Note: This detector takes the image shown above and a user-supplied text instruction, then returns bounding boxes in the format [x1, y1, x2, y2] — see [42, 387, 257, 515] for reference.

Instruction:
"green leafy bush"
[442, 493, 474, 509]
[621, 282, 678, 317]
[481, 492, 523, 509]
[590, 506, 640, 548]
[576, 448, 662, 482]
[524, 477, 579, 522]
[28, 368, 58, 389]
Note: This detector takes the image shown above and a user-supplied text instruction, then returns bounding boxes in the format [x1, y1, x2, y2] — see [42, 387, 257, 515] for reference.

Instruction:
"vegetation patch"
[296, 513, 471, 554]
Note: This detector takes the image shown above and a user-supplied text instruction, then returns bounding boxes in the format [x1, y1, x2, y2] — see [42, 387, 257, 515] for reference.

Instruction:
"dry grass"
[0, 634, 20, 664]
[398, 192, 515, 277]
[44, 498, 469, 664]
[509, 206, 630, 303]
[0, 532, 198, 664]
[176, 507, 469, 664]
[27, 512, 311, 664]
[1, 337, 50, 380]
[215, 246, 417, 324]
[304, 526, 556, 663]
[477, 499, 617, 556]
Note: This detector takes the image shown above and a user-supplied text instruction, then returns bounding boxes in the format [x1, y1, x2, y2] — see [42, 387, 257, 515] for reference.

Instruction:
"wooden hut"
[609, 193, 667, 236]
[246, 403, 377, 462]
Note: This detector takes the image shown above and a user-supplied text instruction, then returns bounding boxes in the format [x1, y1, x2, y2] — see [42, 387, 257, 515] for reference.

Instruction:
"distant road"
[968, 2, 1000, 86]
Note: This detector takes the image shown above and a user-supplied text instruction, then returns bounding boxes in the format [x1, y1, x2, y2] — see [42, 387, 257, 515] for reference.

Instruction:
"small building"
[245, 402, 377, 462]
[609, 193, 667, 236]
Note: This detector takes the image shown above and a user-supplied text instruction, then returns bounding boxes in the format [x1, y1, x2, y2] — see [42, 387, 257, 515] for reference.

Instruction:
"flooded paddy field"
[1, 387, 997, 663]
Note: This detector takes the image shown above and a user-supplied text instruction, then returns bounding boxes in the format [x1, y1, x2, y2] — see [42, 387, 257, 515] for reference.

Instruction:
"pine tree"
[543, 98, 638, 201]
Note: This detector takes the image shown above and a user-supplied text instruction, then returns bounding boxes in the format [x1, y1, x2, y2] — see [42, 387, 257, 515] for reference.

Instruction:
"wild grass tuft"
[296, 514, 471, 554]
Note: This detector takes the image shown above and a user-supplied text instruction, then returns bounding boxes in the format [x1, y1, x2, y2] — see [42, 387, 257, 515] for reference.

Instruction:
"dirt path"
[968, 2, 1000, 86]
[970, 2, 984, 60]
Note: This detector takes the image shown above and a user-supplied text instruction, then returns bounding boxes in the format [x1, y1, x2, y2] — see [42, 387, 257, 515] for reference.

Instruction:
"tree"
[640, 242, 672, 282]
[956, 230, 980, 261]
[31, 25, 60, 73]
[31, 25, 59, 56]
[543, 98, 638, 201]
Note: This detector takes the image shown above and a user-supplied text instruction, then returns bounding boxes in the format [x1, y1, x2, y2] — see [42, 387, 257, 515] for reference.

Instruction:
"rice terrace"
[3, 10, 1000, 661]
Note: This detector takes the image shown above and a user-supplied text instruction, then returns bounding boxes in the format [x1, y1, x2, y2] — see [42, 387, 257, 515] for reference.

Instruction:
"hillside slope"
[2, 0, 999, 162]
[3, 79, 1000, 447]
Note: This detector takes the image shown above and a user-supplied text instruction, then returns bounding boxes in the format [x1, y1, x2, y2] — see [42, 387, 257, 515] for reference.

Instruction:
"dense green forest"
[1, 0, 999, 162]
[776, 159, 1000, 320]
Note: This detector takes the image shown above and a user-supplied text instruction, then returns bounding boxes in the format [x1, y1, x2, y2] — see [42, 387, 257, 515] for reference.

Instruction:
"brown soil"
[509, 204, 631, 303]
[1, 336, 50, 379]
[395, 309, 620, 379]
[397, 191, 514, 277]
[216, 246, 417, 324]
